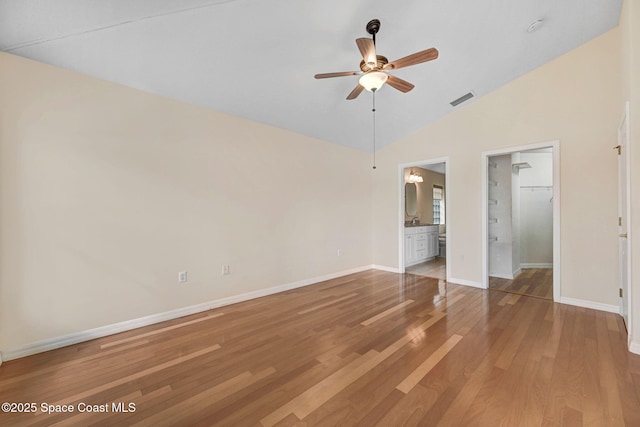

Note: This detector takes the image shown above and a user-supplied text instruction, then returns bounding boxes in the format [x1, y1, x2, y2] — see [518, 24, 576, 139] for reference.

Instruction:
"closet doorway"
[482, 142, 560, 301]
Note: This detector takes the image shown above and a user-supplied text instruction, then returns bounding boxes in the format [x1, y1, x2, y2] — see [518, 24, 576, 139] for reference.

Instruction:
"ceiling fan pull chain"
[372, 89, 377, 170]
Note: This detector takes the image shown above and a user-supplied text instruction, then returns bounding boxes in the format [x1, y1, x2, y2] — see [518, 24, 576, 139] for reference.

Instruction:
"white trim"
[619, 101, 633, 351]
[1, 265, 372, 361]
[397, 157, 450, 283]
[448, 277, 484, 289]
[560, 297, 619, 313]
[490, 273, 514, 280]
[0, 352, 3, 366]
[481, 140, 561, 302]
[630, 341, 640, 355]
[372, 264, 401, 273]
[520, 263, 553, 269]
[512, 268, 522, 278]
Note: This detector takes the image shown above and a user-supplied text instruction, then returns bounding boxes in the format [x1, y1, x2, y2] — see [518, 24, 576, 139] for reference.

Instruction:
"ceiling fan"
[314, 19, 439, 100]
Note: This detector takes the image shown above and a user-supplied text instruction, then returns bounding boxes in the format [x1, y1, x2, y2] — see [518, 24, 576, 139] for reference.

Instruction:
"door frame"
[481, 140, 560, 301]
[398, 157, 450, 282]
[618, 101, 633, 344]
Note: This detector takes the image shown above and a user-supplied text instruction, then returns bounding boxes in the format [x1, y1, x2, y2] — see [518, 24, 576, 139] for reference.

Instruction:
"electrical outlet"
[178, 271, 187, 283]
[222, 265, 230, 276]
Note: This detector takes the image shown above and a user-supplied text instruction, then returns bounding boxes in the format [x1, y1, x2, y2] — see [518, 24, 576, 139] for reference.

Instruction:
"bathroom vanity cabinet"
[404, 225, 439, 267]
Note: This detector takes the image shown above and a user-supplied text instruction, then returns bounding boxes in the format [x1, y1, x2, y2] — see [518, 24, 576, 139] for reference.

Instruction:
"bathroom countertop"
[404, 223, 437, 227]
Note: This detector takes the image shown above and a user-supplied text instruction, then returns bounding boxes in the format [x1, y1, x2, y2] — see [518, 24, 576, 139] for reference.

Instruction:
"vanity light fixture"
[408, 170, 424, 183]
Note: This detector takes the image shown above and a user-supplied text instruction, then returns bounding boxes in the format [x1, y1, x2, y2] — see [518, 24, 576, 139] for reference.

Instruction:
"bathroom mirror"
[405, 183, 417, 216]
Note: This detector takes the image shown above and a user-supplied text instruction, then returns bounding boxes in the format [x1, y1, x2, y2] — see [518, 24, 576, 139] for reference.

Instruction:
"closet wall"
[519, 152, 553, 267]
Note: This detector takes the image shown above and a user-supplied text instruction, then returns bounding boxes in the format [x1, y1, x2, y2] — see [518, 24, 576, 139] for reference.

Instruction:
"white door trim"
[398, 157, 450, 282]
[618, 101, 633, 346]
[481, 140, 561, 301]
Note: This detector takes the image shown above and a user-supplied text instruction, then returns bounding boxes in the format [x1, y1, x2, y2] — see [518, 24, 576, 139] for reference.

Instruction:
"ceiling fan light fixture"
[359, 71, 388, 92]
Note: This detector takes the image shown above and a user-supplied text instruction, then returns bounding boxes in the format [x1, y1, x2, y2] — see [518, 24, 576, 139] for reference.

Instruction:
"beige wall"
[0, 53, 372, 353]
[621, 0, 640, 352]
[403, 167, 445, 224]
[373, 27, 622, 306]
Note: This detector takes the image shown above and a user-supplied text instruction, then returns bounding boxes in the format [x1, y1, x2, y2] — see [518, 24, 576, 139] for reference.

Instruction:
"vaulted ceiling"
[0, 0, 623, 151]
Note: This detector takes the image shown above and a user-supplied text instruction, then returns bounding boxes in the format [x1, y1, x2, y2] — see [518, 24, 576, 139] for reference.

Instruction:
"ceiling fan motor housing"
[360, 55, 389, 72]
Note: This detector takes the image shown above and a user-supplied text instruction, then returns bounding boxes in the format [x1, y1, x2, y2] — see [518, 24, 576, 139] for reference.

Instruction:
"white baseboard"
[520, 263, 553, 269]
[448, 277, 485, 289]
[559, 297, 619, 313]
[1, 265, 373, 361]
[372, 264, 401, 273]
[512, 268, 522, 278]
[489, 273, 514, 280]
[630, 340, 640, 355]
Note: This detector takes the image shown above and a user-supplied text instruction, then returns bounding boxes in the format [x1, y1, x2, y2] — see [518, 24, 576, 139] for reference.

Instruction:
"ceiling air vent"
[450, 91, 475, 107]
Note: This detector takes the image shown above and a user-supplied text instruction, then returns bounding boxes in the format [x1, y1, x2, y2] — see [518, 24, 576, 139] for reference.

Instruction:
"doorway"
[399, 159, 449, 281]
[482, 142, 560, 302]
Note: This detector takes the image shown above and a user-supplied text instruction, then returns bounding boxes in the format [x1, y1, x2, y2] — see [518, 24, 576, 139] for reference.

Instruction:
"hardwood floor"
[489, 268, 554, 300]
[405, 257, 446, 280]
[1, 270, 639, 426]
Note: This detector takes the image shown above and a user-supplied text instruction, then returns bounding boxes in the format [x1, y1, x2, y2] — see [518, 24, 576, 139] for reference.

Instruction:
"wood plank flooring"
[1, 270, 639, 426]
[489, 268, 554, 300]
[405, 257, 446, 280]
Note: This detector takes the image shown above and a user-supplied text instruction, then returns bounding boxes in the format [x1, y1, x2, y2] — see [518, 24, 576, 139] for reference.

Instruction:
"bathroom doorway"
[399, 159, 449, 281]
[482, 142, 560, 301]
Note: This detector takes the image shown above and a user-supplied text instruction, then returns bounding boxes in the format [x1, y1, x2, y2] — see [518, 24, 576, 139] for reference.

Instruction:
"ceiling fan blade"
[315, 71, 361, 79]
[386, 75, 415, 93]
[384, 48, 439, 70]
[356, 38, 377, 69]
[346, 84, 364, 100]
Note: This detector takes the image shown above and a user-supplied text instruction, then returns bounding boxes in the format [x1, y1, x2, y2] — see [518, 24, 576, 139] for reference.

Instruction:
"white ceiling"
[0, 0, 622, 151]
[421, 163, 446, 175]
